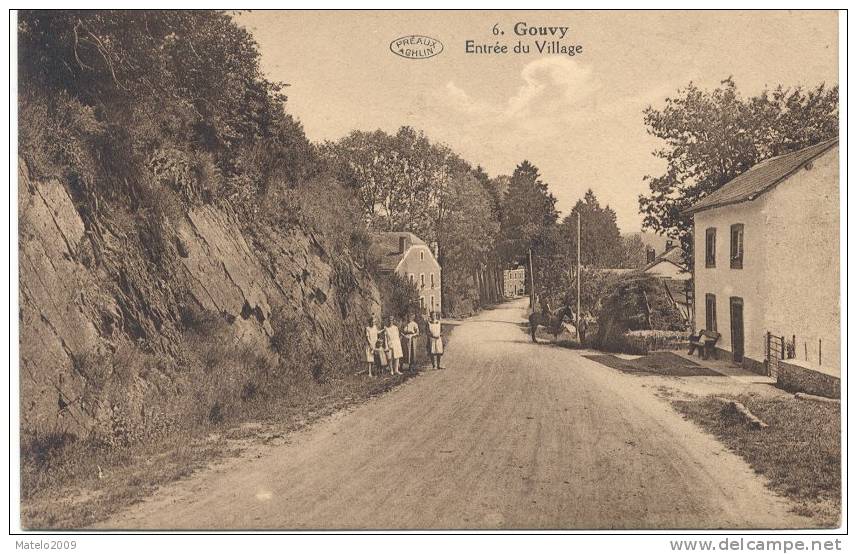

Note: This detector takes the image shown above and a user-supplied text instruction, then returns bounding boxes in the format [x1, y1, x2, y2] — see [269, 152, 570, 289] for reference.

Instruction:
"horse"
[528, 304, 575, 343]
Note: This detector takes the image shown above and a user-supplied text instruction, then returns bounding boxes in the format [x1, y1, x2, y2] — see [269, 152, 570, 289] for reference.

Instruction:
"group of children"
[364, 312, 444, 377]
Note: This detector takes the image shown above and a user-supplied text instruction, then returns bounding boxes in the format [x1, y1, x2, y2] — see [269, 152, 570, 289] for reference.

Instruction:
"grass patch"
[21, 433, 232, 530]
[20, 369, 418, 530]
[584, 352, 722, 376]
[673, 394, 841, 526]
[21, 316, 457, 530]
[556, 339, 583, 349]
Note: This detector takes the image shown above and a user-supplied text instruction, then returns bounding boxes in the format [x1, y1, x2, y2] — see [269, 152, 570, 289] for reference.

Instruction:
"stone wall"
[777, 361, 840, 399]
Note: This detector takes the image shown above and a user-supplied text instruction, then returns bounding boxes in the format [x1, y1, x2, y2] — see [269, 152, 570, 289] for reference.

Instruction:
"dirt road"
[99, 299, 809, 529]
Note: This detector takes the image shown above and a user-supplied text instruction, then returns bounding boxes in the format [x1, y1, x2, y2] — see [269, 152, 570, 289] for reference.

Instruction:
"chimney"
[646, 247, 656, 264]
[398, 235, 407, 254]
[665, 240, 674, 251]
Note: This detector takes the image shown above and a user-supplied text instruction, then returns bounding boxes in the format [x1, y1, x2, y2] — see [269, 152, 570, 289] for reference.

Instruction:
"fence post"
[765, 331, 770, 366]
[819, 339, 822, 366]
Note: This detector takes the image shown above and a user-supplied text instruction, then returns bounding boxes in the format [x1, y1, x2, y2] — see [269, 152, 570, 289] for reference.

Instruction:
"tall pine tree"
[561, 189, 624, 269]
[499, 160, 558, 264]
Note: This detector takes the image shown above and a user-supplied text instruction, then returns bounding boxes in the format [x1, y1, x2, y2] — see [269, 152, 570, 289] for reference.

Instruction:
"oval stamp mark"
[390, 35, 443, 59]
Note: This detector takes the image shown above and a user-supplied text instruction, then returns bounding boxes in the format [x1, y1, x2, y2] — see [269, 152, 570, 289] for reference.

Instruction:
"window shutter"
[730, 224, 744, 269]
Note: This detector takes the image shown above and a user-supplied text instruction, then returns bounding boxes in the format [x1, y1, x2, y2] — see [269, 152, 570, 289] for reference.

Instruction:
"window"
[430, 295, 435, 310]
[420, 273, 425, 288]
[409, 273, 415, 284]
[705, 228, 716, 268]
[420, 251, 425, 261]
[730, 224, 744, 269]
[705, 294, 717, 332]
[419, 296, 425, 309]
[430, 273, 435, 288]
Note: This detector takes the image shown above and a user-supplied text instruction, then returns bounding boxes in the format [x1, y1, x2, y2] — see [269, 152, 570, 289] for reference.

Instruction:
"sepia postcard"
[13, 9, 843, 535]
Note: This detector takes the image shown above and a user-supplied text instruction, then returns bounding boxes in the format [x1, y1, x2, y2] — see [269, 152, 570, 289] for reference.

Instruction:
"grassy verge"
[673, 394, 841, 526]
[21, 312, 462, 529]
[22, 315, 464, 530]
[584, 352, 722, 377]
[21, 354, 438, 530]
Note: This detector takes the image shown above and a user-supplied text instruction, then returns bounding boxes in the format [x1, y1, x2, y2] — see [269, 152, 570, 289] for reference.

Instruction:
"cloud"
[507, 57, 598, 116]
[442, 57, 599, 122]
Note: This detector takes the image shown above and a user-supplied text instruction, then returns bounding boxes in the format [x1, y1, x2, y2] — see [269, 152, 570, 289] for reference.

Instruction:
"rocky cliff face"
[19, 164, 380, 439]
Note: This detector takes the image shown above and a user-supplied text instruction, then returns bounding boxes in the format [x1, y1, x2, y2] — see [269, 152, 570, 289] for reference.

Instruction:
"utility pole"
[528, 247, 536, 312]
[576, 212, 581, 330]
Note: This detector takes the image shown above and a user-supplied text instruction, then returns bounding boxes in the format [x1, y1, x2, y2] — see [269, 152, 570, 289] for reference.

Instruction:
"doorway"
[730, 297, 744, 363]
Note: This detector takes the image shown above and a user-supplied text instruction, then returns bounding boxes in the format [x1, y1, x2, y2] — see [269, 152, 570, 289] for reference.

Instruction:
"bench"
[688, 330, 721, 360]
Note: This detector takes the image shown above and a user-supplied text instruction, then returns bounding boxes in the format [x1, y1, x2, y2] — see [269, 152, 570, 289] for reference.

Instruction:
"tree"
[529, 224, 571, 310]
[18, 10, 316, 208]
[377, 272, 420, 321]
[438, 171, 501, 314]
[323, 126, 505, 315]
[321, 127, 438, 235]
[561, 189, 624, 269]
[619, 234, 649, 269]
[638, 78, 838, 263]
[472, 164, 502, 221]
[499, 160, 558, 265]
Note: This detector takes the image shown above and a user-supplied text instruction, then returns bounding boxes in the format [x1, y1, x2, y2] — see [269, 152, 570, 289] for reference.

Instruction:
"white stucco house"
[371, 231, 442, 314]
[684, 138, 839, 376]
[503, 267, 526, 297]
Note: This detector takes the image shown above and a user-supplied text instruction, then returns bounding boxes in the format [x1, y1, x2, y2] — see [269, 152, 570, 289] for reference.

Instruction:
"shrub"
[595, 275, 686, 352]
[376, 272, 420, 321]
[258, 175, 368, 260]
[621, 330, 690, 355]
[18, 91, 105, 186]
[21, 431, 78, 469]
[148, 147, 223, 205]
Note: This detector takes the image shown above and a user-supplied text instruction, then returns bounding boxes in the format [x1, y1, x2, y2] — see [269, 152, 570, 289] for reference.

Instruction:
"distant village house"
[371, 231, 442, 314]
[641, 241, 691, 323]
[503, 266, 526, 297]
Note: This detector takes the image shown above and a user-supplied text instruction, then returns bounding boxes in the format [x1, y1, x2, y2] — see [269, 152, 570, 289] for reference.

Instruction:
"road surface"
[100, 298, 808, 529]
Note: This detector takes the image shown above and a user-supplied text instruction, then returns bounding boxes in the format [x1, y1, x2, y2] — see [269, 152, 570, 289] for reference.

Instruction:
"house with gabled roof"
[683, 138, 839, 383]
[642, 242, 690, 280]
[371, 231, 442, 315]
[642, 242, 691, 323]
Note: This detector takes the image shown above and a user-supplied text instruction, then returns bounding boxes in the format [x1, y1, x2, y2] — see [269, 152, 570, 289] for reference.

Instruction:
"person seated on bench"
[688, 330, 704, 356]
[688, 330, 719, 359]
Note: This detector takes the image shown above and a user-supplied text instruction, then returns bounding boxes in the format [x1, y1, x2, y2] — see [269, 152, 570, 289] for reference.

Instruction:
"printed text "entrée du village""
[465, 40, 583, 57]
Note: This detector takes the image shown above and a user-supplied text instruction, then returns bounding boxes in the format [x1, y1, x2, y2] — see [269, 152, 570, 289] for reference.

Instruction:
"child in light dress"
[428, 311, 444, 369]
[384, 316, 404, 375]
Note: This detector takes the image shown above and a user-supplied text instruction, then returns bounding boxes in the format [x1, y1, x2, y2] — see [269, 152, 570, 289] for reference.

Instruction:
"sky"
[234, 10, 838, 232]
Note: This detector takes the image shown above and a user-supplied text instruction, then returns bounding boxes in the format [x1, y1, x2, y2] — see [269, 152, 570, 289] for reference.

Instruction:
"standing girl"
[428, 311, 444, 369]
[365, 315, 379, 377]
[402, 313, 420, 371]
[384, 316, 404, 376]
